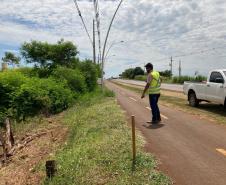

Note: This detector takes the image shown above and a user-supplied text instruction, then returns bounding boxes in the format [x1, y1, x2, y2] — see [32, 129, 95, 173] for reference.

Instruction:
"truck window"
[209, 72, 224, 83]
[224, 71, 226, 76]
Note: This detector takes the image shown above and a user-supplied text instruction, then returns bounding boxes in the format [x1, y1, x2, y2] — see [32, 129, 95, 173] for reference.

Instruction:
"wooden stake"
[5, 118, 14, 150]
[0, 130, 7, 162]
[131, 115, 136, 162]
[46, 160, 57, 178]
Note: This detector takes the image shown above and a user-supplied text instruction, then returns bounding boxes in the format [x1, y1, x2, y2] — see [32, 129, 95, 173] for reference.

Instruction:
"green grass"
[43, 89, 171, 185]
[172, 75, 207, 84]
[133, 75, 207, 84]
[113, 82, 226, 125]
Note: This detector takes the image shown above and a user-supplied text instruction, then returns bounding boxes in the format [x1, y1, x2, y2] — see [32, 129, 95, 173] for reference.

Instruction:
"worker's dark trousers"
[149, 94, 161, 122]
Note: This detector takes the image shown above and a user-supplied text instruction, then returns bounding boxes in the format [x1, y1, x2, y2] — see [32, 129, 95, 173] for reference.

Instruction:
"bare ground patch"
[0, 114, 68, 185]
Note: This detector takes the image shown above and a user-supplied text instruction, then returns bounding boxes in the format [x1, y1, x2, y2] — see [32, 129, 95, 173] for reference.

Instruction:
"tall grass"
[134, 75, 207, 84]
[172, 75, 207, 84]
[134, 75, 147, 81]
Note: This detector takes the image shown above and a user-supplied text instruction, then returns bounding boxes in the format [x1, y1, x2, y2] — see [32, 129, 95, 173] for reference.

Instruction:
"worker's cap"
[144, 63, 153, 69]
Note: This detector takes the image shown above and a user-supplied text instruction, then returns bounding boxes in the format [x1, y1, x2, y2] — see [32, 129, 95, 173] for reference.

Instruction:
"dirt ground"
[0, 114, 68, 185]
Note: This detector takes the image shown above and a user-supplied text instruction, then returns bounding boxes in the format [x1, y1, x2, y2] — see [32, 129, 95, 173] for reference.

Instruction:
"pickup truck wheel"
[224, 99, 226, 109]
[188, 92, 199, 107]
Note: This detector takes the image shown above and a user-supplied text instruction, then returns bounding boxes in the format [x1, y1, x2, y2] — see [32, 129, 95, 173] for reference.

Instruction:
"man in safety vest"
[141, 63, 161, 124]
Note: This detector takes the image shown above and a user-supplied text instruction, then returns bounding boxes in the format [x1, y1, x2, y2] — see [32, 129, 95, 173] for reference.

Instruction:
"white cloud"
[0, 0, 226, 77]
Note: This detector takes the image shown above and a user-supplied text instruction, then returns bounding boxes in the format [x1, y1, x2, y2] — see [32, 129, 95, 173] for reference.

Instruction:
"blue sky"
[1, 0, 226, 77]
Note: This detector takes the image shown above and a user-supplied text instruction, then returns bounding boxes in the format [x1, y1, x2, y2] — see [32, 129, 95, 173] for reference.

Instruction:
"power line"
[73, 0, 93, 46]
[173, 45, 226, 58]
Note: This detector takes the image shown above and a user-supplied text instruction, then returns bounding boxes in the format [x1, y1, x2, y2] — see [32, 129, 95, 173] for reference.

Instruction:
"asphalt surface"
[106, 81, 226, 185]
[114, 79, 183, 92]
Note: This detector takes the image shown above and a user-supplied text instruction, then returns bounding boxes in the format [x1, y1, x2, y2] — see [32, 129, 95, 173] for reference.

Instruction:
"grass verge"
[43, 89, 171, 185]
[112, 81, 226, 125]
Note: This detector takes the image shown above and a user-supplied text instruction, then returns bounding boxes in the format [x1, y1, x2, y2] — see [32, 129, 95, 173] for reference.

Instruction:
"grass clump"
[172, 75, 207, 84]
[133, 75, 207, 84]
[44, 91, 171, 185]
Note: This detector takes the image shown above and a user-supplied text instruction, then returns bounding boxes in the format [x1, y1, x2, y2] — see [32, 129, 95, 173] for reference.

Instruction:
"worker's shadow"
[143, 123, 165, 129]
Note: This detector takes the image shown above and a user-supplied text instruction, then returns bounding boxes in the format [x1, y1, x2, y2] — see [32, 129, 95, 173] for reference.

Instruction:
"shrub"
[159, 70, 172, 77]
[172, 75, 207, 84]
[134, 75, 147, 81]
[0, 70, 74, 123]
[16, 67, 38, 77]
[42, 78, 74, 113]
[14, 77, 74, 120]
[14, 78, 51, 120]
[0, 71, 28, 123]
[52, 67, 86, 93]
[79, 60, 98, 91]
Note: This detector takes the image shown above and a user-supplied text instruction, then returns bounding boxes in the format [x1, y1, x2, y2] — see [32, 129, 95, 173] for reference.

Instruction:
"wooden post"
[46, 160, 57, 178]
[0, 130, 7, 162]
[5, 118, 14, 150]
[131, 115, 136, 162]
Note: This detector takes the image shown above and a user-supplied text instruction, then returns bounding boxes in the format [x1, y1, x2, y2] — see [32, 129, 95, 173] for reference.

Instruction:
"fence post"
[131, 115, 136, 162]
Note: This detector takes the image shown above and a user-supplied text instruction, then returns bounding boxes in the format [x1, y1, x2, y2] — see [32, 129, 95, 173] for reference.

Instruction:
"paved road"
[106, 81, 226, 185]
[114, 79, 183, 92]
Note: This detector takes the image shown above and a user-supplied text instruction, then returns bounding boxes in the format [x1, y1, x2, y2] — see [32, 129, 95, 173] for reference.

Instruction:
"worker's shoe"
[151, 120, 159, 124]
[146, 120, 159, 124]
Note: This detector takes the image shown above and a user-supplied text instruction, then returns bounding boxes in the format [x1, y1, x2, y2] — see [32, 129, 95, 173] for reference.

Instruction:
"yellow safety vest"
[148, 71, 161, 94]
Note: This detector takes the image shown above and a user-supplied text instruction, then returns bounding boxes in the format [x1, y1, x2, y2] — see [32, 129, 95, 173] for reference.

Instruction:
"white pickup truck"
[183, 69, 226, 107]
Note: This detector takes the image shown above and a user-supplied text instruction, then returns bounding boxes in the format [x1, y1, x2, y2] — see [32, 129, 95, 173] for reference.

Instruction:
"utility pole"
[101, 0, 124, 89]
[144, 62, 145, 74]
[169, 56, 173, 77]
[93, 19, 96, 64]
[94, 0, 101, 64]
[179, 60, 182, 77]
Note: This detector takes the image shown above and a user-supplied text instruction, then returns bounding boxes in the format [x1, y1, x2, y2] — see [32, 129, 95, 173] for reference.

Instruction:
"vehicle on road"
[183, 69, 226, 107]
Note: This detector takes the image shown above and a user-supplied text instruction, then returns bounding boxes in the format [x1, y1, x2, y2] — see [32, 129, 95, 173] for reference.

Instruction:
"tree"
[159, 70, 172, 77]
[2, 52, 21, 67]
[121, 68, 134, 79]
[133, 67, 144, 77]
[20, 39, 79, 69]
[120, 67, 144, 79]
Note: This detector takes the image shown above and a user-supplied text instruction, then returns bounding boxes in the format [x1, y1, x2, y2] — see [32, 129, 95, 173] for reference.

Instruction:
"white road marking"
[216, 148, 226, 156]
[145, 107, 169, 120]
[129, 97, 137, 102]
[161, 114, 169, 120]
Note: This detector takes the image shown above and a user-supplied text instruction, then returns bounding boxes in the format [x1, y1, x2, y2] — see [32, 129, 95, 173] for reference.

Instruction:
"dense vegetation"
[0, 40, 100, 126]
[120, 66, 206, 84]
[120, 67, 144, 79]
[120, 68, 172, 80]
[134, 74, 206, 84]
[172, 75, 207, 84]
